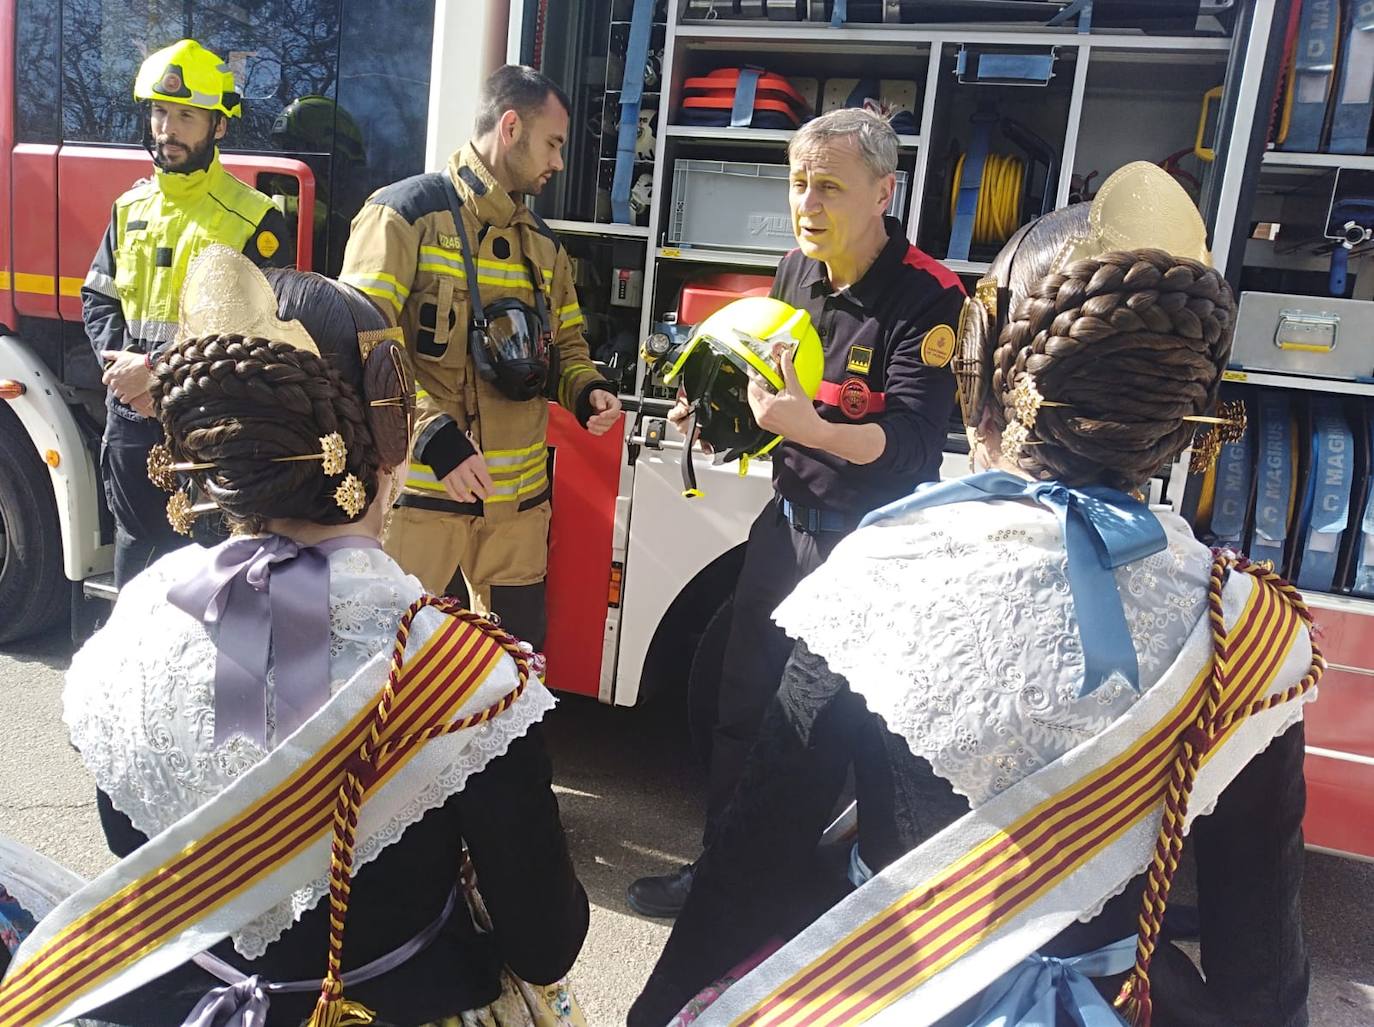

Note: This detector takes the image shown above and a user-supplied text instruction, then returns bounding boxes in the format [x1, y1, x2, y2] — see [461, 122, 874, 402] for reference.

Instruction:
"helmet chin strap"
[143, 110, 220, 174]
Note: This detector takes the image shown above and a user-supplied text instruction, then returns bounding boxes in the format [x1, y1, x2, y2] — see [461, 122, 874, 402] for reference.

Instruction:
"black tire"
[687, 597, 734, 767]
[0, 413, 69, 644]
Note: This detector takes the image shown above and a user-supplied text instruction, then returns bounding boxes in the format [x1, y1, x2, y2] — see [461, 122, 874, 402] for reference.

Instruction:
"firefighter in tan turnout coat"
[341, 66, 621, 648]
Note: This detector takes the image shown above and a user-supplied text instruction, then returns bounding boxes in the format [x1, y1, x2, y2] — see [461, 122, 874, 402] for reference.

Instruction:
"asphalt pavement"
[0, 622, 1370, 1026]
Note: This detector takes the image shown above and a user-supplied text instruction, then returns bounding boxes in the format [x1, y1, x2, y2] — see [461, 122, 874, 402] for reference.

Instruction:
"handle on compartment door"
[1194, 86, 1223, 164]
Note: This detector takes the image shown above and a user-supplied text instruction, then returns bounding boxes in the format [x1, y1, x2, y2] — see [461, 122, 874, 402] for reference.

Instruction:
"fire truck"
[0, 0, 1371, 860]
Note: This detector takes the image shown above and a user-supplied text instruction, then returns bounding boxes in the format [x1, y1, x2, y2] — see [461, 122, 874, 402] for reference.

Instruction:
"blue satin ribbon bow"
[860, 471, 1167, 697]
[166, 534, 381, 747]
[967, 936, 1137, 1027]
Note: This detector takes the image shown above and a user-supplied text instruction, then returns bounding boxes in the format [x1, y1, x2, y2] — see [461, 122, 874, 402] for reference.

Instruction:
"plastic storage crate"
[667, 159, 910, 253]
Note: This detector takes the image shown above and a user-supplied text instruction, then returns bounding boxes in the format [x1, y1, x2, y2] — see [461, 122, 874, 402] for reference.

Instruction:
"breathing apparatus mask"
[441, 178, 558, 402]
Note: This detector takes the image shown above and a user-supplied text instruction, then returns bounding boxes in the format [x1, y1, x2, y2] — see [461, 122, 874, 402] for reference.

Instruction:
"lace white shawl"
[62, 543, 554, 958]
[773, 499, 1214, 808]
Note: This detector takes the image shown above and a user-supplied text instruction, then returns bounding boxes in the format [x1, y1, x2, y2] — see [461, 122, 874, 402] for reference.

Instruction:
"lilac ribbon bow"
[167, 534, 382, 747]
[182, 976, 272, 1027]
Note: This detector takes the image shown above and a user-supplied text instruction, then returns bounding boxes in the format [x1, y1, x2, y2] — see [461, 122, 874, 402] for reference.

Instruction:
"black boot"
[627, 863, 695, 918]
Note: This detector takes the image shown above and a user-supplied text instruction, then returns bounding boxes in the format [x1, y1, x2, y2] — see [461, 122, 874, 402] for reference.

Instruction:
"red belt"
[816, 378, 886, 419]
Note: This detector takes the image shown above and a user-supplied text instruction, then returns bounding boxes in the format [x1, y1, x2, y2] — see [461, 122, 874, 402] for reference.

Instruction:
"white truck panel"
[0, 336, 111, 580]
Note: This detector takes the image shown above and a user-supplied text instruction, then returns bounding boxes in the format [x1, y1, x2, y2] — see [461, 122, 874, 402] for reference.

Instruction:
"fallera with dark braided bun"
[957, 165, 1236, 494]
[989, 249, 1233, 491]
[149, 333, 382, 531]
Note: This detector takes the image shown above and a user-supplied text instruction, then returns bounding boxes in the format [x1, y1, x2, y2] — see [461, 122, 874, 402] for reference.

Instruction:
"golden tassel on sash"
[1114, 554, 1323, 1026]
[307, 596, 533, 1027]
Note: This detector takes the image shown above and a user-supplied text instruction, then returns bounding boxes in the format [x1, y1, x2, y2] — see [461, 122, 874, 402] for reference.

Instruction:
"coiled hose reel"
[947, 114, 1058, 262]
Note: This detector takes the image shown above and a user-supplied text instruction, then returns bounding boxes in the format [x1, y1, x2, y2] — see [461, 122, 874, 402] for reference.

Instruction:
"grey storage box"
[667, 159, 909, 254]
[1233, 291, 1374, 380]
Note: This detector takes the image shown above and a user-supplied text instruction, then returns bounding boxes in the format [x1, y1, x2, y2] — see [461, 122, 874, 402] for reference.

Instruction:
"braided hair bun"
[151, 334, 381, 529]
[957, 164, 1235, 492]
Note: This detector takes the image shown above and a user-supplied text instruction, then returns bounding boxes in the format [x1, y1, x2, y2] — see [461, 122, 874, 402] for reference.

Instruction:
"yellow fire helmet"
[657, 296, 823, 497]
[134, 39, 242, 118]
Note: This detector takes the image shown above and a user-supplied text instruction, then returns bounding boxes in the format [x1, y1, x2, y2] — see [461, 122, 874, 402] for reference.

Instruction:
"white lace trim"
[61, 542, 552, 958]
[233, 681, 556, 958]
[773, 501, 1214, 808]
[1072, 700, 1312, 926]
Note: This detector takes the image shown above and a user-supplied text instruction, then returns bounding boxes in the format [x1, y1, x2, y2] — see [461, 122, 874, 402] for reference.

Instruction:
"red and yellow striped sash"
[732, 559, 1315, 1027]
[0, 598, 524, 1027]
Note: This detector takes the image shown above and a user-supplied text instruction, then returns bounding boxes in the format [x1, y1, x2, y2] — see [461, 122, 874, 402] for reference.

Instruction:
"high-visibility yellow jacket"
[341, 144, 608, 520]
[81, 151, 289, 422]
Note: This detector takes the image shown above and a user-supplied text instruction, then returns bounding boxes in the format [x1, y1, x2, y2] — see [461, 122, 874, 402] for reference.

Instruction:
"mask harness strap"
[442, 175, 556, 396]
[441, 177, 494, 385]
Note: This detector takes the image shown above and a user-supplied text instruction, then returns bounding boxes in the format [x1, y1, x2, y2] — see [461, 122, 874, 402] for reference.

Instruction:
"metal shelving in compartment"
[1263, 151, 1374, 171]
[655, 245, 783, 269]
[662, 125, 921, 148]
[545, 218, 652, 239]
[1219, 368, 1374, 399]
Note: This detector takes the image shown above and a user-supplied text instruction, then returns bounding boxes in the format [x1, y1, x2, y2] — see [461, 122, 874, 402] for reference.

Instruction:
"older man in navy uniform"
[629, 108, 965, 917]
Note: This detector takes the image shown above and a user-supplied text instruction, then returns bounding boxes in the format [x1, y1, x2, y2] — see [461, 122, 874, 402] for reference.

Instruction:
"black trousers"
[101, 415, 185, 588]
[706, 499, 846, 846]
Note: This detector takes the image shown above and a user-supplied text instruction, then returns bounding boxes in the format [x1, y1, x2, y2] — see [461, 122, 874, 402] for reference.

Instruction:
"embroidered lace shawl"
[62, 544, 554, 958]
[772, 499, 1215, 807]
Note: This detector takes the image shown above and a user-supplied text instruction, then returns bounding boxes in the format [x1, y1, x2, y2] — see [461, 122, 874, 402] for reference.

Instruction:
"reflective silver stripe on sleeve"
[124, 319, 180, 346]
[82, 268, 118, 299]
[413, 413, 458, 462]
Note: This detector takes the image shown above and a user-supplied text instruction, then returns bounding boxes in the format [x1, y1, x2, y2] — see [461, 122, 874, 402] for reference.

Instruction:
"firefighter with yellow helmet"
[82, 39, 292, 586]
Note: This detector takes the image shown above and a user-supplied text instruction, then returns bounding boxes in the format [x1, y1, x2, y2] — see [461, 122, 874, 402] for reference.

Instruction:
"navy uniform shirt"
[770, 215, 963, 517]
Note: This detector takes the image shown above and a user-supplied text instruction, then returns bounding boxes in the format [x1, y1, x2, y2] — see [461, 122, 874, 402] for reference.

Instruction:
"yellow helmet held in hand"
[134, 40, 242, 118]
[655, 296, 823, 497]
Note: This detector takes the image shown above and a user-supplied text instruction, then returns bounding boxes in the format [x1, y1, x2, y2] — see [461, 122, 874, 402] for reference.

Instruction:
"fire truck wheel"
[687, 597, 733, 766]
[0, 414, 68, 644]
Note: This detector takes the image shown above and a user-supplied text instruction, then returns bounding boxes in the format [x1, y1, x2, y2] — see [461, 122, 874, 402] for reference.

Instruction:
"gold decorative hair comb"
[147, 443, 212, 492]
[166, 491, 218, 536]
[334, 475, 368, 518]
[1188, 399, 1249, 475]
[178, 244, 320, 355]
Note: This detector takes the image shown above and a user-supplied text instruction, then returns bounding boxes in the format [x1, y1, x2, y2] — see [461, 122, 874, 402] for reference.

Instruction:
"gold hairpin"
[166, 492, 218, 536]
[1001, 419, 1033, 461]
[334, 474, 368, 518]
[1217, 400, 1248, 443]
[369, 398, 408, 407]
[1008, 374, 1068, 429]
[147, 443, 214, 492]
[270, 432, 348, 476]
[1188, 400, 1248, 475]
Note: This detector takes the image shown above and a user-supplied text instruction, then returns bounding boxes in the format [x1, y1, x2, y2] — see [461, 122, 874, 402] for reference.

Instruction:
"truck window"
[57, 0, 340, 150]
[329, 0, 436, 273]
[15, 0, 61, 144]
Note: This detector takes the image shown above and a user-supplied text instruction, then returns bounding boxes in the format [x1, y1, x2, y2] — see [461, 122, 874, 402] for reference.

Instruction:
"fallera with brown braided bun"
[150, 334, 381, 531]
[980, 248, 1234, 493]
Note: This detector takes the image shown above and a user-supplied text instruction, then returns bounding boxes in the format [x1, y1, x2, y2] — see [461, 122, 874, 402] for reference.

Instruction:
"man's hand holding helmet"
[746, 346, 824, 447]
[668, 389, 713, 455]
